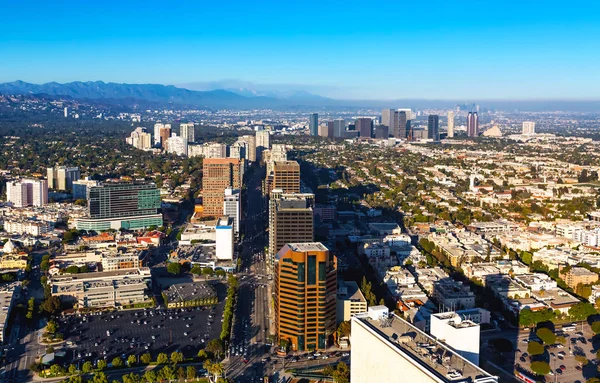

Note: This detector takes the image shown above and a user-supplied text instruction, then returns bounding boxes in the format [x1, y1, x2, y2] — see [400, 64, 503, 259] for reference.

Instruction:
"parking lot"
[57, 283, 226, 365]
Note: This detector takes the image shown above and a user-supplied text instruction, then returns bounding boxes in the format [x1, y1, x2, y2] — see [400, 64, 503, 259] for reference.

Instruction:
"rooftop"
[287, 242, 328, 252]
[354, 313, 497, 383]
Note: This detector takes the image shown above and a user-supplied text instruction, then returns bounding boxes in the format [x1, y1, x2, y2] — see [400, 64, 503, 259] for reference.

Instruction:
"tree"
[92, 372, 108, 383]
[202, 267, 214, 279]
[191, 266, 203, 275]
[206, 339, 224, 357]
[141, 352, 152, 364]
[50, 364, 64, 376]
[527, 341, 544, 356]
[336, 321, 351, 339]
[69, 376, 84, 383]
[556, 336, 567, 345]
[177, 367, 185, 380]
[65, 265, 80, 274]
[197, 349, 209, 361]
[143, 370, 157, 383]
[536, 328, 556, 345]
[127, 354, 137, 366]
[332, 362, 350, 383]
[97, 359, 107, 370]
[156, 352, 168, 364]
[160, 365, 176, 382]
[46, 320, 58, 334]
[170, 351, 184, 365]
[591, 321, 600, 334]
[111, 357, 122, 368]
[568, 302, 597, 321]
[167, 262, 181, 275]
[40, 296, 62, 314]
[322, 365, 334, 376]
[82, 361, 93, 373]
[575, 355, 589, 366]
[68, 364, 77, 375]
[186, 366, 197, 380]
[40, 259, 50, 272]
[530, 361, 550, 375]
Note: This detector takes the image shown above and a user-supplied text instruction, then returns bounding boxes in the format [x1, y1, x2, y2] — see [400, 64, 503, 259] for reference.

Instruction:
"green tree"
[97, 359, 107, 371]
[127, 354, 137, 366]
[46, 319, 58, 334]
[568, 302, 597, 321]
[536, 328, 556, 345]
[92, 372, 108, 383]
[69, 376, 84, 383]
[336, 321, 351, 339]
[82, 361, 93, 373]
[186, 366, 197, 380]
[197, 349, 209, 361]
[530, 361, 550, 375]
[332, 362, 350, 383]
[591, 321, 600, 334]
[191, 266, 203, 275]
[50, 364, 64, 376]
[40, 296, 62, 315]
[527, 341, 544, 356]
[156, 352, 168, 364]
[170, 351, 184, 365]
[575, 355, 589, 366]
[141, 352, 152, 364]
[206, 339, 224, 358]
[68, 364, 77, 375]
[111, 357, 122, 368]
[143, 370, 157, 383]
[166, 262, 181, 275]
[160, 365, 176, 382]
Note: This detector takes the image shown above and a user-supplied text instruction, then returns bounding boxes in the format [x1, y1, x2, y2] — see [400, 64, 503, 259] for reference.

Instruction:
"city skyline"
[2, 1, 600, 100]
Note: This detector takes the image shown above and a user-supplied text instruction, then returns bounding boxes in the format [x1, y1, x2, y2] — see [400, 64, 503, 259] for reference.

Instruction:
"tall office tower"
[522, 121, 536, 135]
[256, 130, 271, 162]
[73, 182, 163, 231]
[398, 111, 408, 138]
[202, 158, 242, 217]
[430, 312, 481, 365]
[467, 112, 479, 137]
[381, 109, 393, 129]
[159, 125, 172, 149]
[351, 308, 498, 383]
[447, 111, 455, 138]
[153, 123, 164, 145]
[229, 141, 246, 160]
[180, 123, 195, 143]
[72, 179, 99, 200]
[427, 115, 440, 141]
[269, 192, 315, 262]
[64, 107, 68, 118]
[309, 113, 319, 136]
[333, 119, 345, 138]
[266, 144, 289, 175]
[274, 242, 336, 351]
[166, 134, 188, 156]
[398, 108, 413, 120]
[223, 187, 241, 236]
[318, 125, 329, 138]
[238, 135, 256, 162]
[47, 166, 80, 191]
[6, 179, 48, 207]
[355, 118, 373, 138]
[375, 125, 389, 139]
[272, 161, 301, 193]
[126, 127, 152, 150]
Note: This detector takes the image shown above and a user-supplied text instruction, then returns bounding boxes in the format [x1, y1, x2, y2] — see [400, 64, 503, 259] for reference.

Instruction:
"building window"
[297, 262, 305, 282]
[307, 255, 316, 285]
[318, 261, 326, 281]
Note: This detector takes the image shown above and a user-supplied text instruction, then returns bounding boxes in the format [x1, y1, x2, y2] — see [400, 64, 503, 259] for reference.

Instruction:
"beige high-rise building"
[202, 158, 242, 217]
[47, 166, 80, 191]
[238, 135, 256, 162]
[447, 111, 455, 138]
[564, 266, 598, 289]
[269, 191, 314, 264]
[272, 161, 300, 193]
[256, 130, 271, 162]
[522, 121, 536, 135]
[180, 123, 195, 143]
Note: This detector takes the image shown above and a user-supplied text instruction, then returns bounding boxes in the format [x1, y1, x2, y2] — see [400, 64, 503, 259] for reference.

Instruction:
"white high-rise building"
[447, 111, 455, 138]
[180, 123, 195, 143]
[522, 121, 536, 135]
[166, 133, 188, 156]
[351, 308, 496, 383]
[153, 123, 164, 145]
[126, 127, 152, 150]
[216, 217, 234, 260]
[256, 130, 271, 162]
[229, 142, 245, 160]
[381, 109, 393, 128]
[64, 107, 68, 118]
[6, 179, 48, 207]
[223, 187, 241, 235]
[430, 312, 481, 366]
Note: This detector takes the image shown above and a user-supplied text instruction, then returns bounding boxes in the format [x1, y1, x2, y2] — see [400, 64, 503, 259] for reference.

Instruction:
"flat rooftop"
[354, 313, 497, 383]
[287, 242, 328, 252]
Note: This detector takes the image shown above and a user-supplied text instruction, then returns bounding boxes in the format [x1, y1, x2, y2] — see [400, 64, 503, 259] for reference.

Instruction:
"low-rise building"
[0, 253, 28, 270]
[563, 266, 599, 289]
[0, 283, 20, 344]
[430, 312, 480, 365]
[4, 219, 52, 236]
[336, 280, 368, 323]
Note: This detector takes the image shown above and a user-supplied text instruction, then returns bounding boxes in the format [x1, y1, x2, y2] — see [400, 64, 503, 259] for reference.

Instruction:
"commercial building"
[159, 125, 171, 149]
[189, 143, 228, 159]
[223, 187, 241, 235]
[166, 133, 188, 156]
[274, 243, 337, 351]
[447, 111, 455, 138]
[564, 266, 598, 289]
[47, 166, 80, 191]
[126, 127, 152, 150]
[351, 307, 497, 383]
[162, 282, 217, 309]
[272, 161, 300, 194]
[318, 124, 331, 138]
[398, 110, 409, 139]
[6, 179, 48, 207]
[375, 125, 389, 139]
[309, 113, 319, 136]
[467, 112, 479, 138]
[72, 182, 162, 231]
[355, 118, 373, 138]
[72, 179, 99, 200]
[202, 158, 242, 217]
[238, 135, 256, 162]
[228, 141, 246, 160]
[0, 253, 28, 270]
[427, 115, 440, 141]
[256, 130, 271, 162]
[180, 123, 195, 143]
[336, 280, 368, 323]
[332, 119, 345, 138]
[0, 283, 20, 344]
[100, 251, 143, 271]
[269, 192, 314, 263]
[216, 216, 234, 260]
[153, 123, 166, 145]
[522, 121, 535, 135]
[430, 312, 480, 365]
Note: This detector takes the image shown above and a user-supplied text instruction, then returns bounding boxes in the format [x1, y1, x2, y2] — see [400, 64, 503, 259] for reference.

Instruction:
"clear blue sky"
[1, 0, 599, 99]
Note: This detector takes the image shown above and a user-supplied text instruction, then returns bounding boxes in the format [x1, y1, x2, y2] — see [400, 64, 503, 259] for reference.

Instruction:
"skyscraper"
[166, 133, 187, 156]
[522, 121, 536, 135]
[202, 158, 242, 217]
[153, 123, 164, 145]
[427, 115, 439, 141]
[467, 112, 479, 138]
[355, 118, 373, 138]
[256, 130, 271, 162]
[126, 127, 152, 150]
[223, 187, 241, 235]
[381, 109, 394, 129]
[375, 125, 389, 139]
[398, 111, 408, 139]
[268, 192, 315, 262]
[159, 125, 171, 149]
[274, 242, 337, 351]
[333, 119, 345, 138]
[6, 179, 48, 207]
[272, 161, 301, 194]
[47, 166, 80, 191]
[447, 111, 455, 138]
[180, 123, 195, 143]
[238, 135, 256, 162]
[309, 113, 319, 136]
[73, 181, 163, 231]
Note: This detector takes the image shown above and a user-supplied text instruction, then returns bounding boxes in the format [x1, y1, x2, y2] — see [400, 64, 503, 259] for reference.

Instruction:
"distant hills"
[1, 80, 600, 112]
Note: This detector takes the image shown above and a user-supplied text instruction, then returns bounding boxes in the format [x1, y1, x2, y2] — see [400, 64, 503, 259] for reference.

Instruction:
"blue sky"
[1, 0, 599, 99]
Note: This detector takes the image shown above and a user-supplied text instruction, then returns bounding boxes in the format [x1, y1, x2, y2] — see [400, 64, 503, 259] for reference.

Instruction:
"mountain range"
[1, 80, 600, 112]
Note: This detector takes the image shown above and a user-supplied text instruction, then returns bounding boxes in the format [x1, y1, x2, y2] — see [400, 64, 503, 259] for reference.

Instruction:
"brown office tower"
[159, 126, 171, 149]
[275, 242, 337, 351]
[202, 158, 242, 217]
[269, 192, 314, 263]
[272, 161, 300, 194]
[355, 117, 373, 138]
